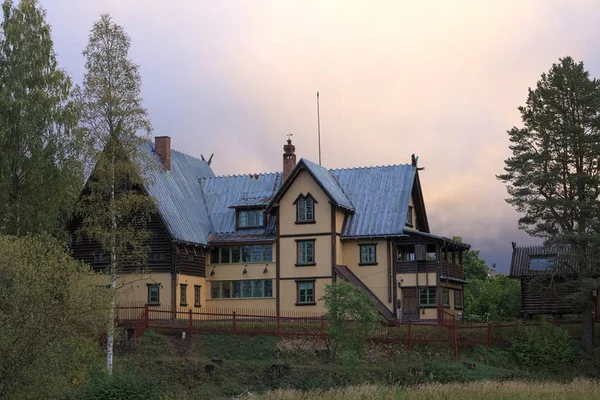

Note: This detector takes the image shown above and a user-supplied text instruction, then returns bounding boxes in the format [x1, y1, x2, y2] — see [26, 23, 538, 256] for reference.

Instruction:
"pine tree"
[75, 14, 155, 374]
[0, 0, 82, 238]
[498, 56, 600, 350]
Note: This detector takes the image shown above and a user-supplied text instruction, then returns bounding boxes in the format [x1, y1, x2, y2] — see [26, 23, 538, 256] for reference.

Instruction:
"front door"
[402, 288, 419, 321]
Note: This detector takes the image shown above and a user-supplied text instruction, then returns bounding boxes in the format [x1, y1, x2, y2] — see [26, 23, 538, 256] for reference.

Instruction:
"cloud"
[40, 0, 600, 270]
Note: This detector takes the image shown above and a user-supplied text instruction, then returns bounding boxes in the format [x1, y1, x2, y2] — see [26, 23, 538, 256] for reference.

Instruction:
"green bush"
[511, 323, 577, 371]
[75, 369, 165, 400]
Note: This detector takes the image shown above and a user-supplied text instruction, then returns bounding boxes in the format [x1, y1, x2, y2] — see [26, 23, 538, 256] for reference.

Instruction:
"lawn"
[253, 379, 600, 400]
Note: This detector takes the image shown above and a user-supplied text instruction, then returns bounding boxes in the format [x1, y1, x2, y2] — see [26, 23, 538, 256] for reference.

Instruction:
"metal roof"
[228, 196, 273, 208]
[201, 173, 282, 234]
[509, 244, 572, 278]
[302, 159, 354, 211]
[142, 143, 215, 245]
[331, 163, 416, 237]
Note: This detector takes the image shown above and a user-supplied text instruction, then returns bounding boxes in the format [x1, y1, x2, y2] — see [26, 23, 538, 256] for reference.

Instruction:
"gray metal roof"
[201, 173, 282, 234]
[331, 164, 416, 237]
[142, 143, 215, 245]
[509, 244, 572, 278]
[302, 159, 354, 211]
[228, 196, 273, 208]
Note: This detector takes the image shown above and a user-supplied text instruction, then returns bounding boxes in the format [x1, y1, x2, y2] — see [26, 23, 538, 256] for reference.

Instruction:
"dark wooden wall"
[70, 213, 177, 274]
[521, 278, 583, 315]
[175, 244, 206, 277]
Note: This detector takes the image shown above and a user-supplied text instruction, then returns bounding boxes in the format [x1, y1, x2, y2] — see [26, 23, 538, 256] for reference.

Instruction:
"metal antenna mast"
[317, 91, 322, 166]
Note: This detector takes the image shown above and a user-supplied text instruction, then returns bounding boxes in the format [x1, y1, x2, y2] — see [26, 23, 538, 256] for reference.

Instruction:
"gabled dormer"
[293, 192, 318, 224]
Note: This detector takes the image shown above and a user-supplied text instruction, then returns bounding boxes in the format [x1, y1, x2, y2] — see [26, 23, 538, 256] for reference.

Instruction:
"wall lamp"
[210, 267, 215, 276]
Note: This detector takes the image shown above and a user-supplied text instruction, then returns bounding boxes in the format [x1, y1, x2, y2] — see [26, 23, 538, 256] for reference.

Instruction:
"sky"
[39, 0, 600, 273]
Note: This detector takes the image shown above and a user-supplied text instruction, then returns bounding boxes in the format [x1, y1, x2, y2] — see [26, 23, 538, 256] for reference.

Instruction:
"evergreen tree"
[498, 56, 600, 350]
[0, 0, 82, 238]
[75, 14, 154, 375]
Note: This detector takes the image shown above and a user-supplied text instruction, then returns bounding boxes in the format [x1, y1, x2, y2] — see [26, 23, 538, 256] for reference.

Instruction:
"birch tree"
[75, 14, 154, 375]
[0, 0, 82, 238]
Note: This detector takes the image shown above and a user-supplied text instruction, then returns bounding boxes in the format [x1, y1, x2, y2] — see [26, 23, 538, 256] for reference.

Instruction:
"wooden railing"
[395, 260, 464, 280]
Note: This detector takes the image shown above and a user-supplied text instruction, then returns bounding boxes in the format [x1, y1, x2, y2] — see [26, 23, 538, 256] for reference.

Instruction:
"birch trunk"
[106, 153, 117, 375]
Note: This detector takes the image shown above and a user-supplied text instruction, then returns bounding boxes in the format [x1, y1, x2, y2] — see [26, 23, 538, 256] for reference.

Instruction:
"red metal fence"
[115, 304, 592, 359]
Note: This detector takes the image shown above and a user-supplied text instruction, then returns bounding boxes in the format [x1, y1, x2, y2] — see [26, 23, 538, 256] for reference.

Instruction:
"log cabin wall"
[70, 212, 175, 274]
[522, 278, 581, 315]
[175, 244, 206, 277]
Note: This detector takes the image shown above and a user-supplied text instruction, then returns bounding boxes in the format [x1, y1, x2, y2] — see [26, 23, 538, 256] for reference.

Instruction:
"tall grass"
[254, 379, 600, 400]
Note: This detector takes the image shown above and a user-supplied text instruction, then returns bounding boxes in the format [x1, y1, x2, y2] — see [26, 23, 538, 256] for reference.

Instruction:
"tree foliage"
[464, 275, 521, 322]
[321, 281, 381, 382]
[498, 56, 600, 349]
[75, 13, 154, 374]
[0, 235, 108, 399]
[453, 236, 489, 281]
[0, 0, 83, 238]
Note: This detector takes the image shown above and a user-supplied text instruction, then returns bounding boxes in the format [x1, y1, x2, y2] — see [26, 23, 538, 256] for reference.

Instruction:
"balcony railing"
[395, 260, 464, 280]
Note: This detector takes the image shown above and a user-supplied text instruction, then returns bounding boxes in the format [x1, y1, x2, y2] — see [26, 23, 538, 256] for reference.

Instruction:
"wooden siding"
[175, 245, 206, 277]
[70, 212, 175, 274]
[521, 278, 581, 315]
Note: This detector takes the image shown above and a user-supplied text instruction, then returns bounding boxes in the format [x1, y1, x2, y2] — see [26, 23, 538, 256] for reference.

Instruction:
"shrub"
[511, 323, 577, 370]
[75, 369, 165, 400]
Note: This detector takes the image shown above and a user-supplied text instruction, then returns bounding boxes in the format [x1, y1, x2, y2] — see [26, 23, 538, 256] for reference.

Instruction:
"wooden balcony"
[395, 260, 464, 280]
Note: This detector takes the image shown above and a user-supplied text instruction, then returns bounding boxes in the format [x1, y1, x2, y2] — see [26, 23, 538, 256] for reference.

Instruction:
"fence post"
[232, 311, 237, 335]
[276, 313, 280, 336]
[188, 309, 193, 335]
[408, 320, 413, 351]
[144, 304, 149, 329]
[487, 323, 492, 347]
[452, 323, 459, 359]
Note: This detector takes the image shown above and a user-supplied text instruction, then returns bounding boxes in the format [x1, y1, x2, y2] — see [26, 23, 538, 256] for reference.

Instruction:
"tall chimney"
[283, 138, 296, 181]
[155, 136, 171, 171]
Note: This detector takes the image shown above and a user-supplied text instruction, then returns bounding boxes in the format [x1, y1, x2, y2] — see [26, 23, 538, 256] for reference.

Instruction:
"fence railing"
[115, 304, 592, 358]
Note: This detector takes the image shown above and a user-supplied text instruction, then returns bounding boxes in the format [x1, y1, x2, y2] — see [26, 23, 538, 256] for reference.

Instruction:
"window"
[296, 240, 315, 265]
[297, 281, 315, 304]
[194, 285, 201, 307]
[238, 209, 265, 228]
[454, 290, 463, 309]
[210, 280, 273, 299]
[406, 205, 413, 227]
[149, 252, 165, 261]
[529, 255, 556, 271]
[212, 245, 273, 264]
[180, 284, 187, 306]
[147, 284, 160, 305]
[359, 244, 377, 265]
[295, 193, 317, 223]
[419, 287, 436, 306]
[443, 288, 450, 306]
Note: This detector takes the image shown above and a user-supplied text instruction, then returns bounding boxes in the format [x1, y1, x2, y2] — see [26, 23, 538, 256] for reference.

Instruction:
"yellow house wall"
[176, 274, 207, 309]
[279, 236, 331, 279]
[335, 210, 345, 234]
[343, 239, 392, 310]
[115, 272, 172, 307]
[279, 277, 330, 313]
[203, 260, 277, 310]
[440, 281, 465, 317]
[279, 169, 332, 235]
[397, 272, 437, 287]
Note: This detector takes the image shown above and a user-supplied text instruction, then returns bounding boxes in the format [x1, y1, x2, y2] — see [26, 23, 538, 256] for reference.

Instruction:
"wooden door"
[402, 288, 419, 321]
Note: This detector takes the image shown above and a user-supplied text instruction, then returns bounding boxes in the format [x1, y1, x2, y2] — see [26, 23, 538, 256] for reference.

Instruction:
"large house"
[71, 136, 470, 322]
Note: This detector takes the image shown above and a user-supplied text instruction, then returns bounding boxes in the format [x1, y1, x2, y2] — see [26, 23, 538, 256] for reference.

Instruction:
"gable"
[410, 171, 430, 233]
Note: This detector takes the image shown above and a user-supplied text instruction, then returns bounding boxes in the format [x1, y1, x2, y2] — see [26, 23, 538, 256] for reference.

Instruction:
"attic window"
[294, 193, 317, 224]
[237, 209, 265, 228]
[406, 206, 413, 227]
[529, 255, 556, 271]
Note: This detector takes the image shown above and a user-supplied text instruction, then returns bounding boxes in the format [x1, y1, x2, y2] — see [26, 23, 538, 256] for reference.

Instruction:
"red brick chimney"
[155, 136, 171, 171]
[283, 138, 296, 181]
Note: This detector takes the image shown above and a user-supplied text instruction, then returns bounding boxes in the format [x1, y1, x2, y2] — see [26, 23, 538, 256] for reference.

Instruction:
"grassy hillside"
[70, 328, 597, 399]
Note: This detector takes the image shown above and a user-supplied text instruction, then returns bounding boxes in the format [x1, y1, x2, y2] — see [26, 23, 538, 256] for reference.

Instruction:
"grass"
[254, 379, 600, 400]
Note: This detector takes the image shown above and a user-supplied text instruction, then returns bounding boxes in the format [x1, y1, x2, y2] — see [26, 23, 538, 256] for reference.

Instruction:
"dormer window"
[237, 209, 265, 229]
[294, 193, 317, 224]
[406, 205, 413, 227]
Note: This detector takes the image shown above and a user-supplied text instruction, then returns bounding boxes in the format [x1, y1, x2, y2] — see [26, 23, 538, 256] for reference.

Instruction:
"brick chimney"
[155, 136, 171, 171]
[283, 138, 296, 181]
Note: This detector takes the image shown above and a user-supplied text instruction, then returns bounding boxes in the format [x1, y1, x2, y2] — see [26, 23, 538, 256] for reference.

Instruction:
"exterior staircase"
[334, 265, 396, 321]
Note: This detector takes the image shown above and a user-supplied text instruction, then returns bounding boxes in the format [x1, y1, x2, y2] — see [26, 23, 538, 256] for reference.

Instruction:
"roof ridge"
[170, 147, 209, 164]
[201, 171, 282, 180]
[329, 162, 413, 172]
